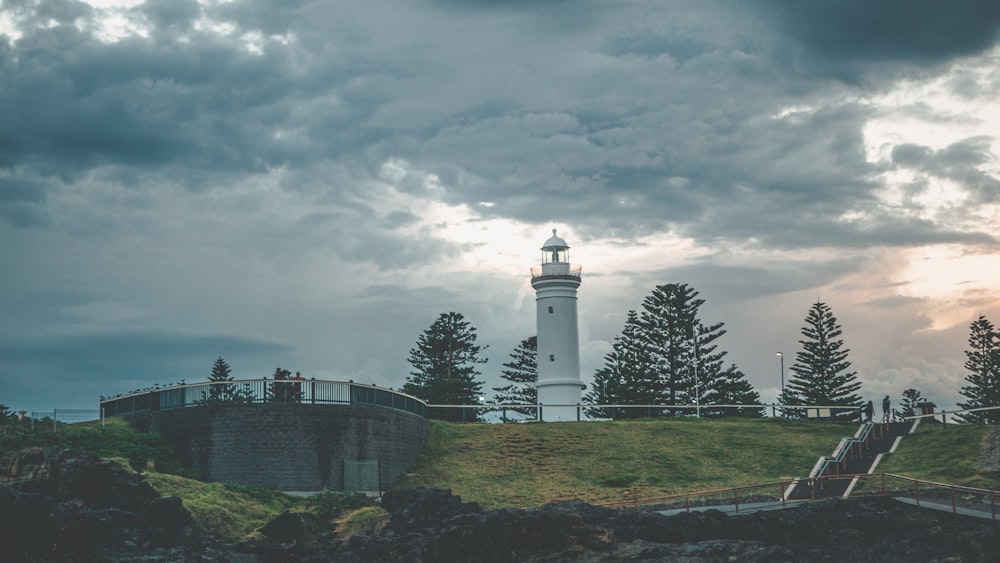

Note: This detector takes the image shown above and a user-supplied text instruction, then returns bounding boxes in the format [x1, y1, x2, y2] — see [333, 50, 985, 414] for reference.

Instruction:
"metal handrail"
[429, 402, 865, 422]
[811, 422, 874, 480]
[599, 472, 1000, 521]
[530, 264, 582, 279]
[599, 479, 793, 512]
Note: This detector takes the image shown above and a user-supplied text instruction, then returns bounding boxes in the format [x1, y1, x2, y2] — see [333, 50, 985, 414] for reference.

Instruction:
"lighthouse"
[531, 229, 584, 421]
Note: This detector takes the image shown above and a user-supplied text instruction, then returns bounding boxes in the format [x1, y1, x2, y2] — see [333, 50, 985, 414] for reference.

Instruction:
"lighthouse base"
[537, 380, 584, 422]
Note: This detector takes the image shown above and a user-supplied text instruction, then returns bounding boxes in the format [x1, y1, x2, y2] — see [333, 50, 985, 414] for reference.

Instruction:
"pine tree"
[640, 283, 729, 415]
[493, 336, 537, 419]
[780, 302, 862, 420]
[205, 356, 235, 403]
[585, 310, 654, 419]
[899, 388, 925, 419]
[957, 315, 1000, 423]
[403, 312, 487, 422]
[701, 364, 764, 418]
[585, 285, 759, 419]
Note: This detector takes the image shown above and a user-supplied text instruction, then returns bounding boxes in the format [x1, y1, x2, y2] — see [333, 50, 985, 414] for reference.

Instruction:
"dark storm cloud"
[1, 0, 997, 414]
[0, 0, 353, 182]
[3, 0, 988, 252]
[756, 0, 1000, 81]
[650, 256, 872, 303]
[0, 175, 52, 227]
[1, 331, 290, 384]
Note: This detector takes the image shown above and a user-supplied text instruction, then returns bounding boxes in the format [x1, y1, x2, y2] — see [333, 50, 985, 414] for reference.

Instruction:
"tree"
[780, 302, 862, 420]
[640, 283, 732, 414]
[957, 315, 1000, 423]
[701, 364, 765, 418]
[492, 336, 537, 419]
[231, 382, 258, 404]
[585, 284, 760, 419]
[403, 312, 487, 422]
[899, 388, 925, 419]
[204, 356, 235, 403]
[585, 310, 655, 419]
[0, 404, 15, 426]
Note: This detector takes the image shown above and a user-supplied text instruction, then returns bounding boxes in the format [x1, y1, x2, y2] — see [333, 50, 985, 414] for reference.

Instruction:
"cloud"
[0, 0, 998, 416]
[755, 0, 1000, 82]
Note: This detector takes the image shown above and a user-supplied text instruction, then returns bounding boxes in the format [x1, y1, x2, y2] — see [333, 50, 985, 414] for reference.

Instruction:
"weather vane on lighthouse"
[530, 228, 584, 421]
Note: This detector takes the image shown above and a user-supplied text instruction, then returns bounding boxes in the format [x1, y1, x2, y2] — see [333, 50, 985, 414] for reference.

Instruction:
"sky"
[2, 0, 999, 418]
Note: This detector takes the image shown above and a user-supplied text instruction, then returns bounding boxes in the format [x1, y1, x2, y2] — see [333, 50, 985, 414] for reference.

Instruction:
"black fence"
[100, 379, 427, 419]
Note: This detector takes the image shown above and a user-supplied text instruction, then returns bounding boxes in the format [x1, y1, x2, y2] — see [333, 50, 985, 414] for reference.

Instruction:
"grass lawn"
[392, 417, 858, 509]
[8, 414, 1000, 526]
[873, 422, 1000, 489]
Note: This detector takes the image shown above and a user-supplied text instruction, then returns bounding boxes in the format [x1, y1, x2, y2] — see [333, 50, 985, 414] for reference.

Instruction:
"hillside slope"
[392, 418, 859, 508]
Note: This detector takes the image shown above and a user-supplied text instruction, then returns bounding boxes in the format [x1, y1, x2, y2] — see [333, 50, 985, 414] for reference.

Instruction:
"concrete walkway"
[893, 497, 998, 521]
[657, 499, 807, 517]
[657, 497, 998, 521]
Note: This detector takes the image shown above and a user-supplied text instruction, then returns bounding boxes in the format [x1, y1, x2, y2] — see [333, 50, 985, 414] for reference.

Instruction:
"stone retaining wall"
[124, 404, 430, 491]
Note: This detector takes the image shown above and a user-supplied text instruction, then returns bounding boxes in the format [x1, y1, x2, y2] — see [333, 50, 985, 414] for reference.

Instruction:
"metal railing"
[530, 264, 582, 279]
[906, 405, 1000, 424]
[599, 480, 794, 513]
[428, 402, 864, 423]
[598, 473, 1000, 521]
[809, 422, 877, 481]
[811, 473, 1000, 520]
[99, 379, 427, 419]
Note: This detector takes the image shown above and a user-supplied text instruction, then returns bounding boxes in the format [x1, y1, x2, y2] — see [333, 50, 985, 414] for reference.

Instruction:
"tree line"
[201, 282, 1000, 424]
[400, 284, 1000, 423]
[401, 283, 866, 422]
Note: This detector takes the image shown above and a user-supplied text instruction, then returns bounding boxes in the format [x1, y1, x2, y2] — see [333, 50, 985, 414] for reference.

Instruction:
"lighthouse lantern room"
[530, 229, 584, 421]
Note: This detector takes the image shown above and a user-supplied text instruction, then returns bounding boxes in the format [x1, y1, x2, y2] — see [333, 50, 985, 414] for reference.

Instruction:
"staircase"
[787, 420, 915, 500]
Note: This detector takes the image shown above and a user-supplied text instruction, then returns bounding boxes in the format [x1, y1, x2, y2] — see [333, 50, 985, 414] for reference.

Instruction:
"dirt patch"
[975, 426, 1000, 472]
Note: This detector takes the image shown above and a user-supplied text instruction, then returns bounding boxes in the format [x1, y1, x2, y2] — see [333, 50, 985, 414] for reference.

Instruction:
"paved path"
[657, 499, 807, 517]
[658, 497, 998, 521]
[893, 497, 998, 521]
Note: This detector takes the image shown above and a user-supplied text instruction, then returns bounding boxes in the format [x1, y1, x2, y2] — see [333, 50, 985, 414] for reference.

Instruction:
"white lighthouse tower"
[531, 229, 584, 421]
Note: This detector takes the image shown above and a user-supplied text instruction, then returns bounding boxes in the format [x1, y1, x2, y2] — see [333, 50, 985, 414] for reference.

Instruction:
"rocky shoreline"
[3, 448, 1000, 561]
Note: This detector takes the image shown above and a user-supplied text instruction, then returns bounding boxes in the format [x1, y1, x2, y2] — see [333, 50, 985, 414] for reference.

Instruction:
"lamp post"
[775, 352, 784, 397]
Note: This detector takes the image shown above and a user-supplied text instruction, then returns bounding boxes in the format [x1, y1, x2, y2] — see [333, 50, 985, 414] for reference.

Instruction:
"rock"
[259, 510, 306, 543]
[0, 448, 200, 561]
[4, 449, 1000, 561]
[11, 491, 57, 556]
[332, 489, 1000, 562]
[144, 495, 196, 537]
[379, 486, 481, 531]
[1, 447, 158, 512]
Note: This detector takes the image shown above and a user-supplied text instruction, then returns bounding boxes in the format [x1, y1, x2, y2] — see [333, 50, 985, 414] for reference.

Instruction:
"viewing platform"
[100, 379, 431, 492]
[100, 378, 428, 419]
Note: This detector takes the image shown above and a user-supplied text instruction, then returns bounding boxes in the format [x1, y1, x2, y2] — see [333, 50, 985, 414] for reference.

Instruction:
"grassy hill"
[872, 421, 997, 488]
[392, 417, 861, 509]
[5, 414, 999, 537]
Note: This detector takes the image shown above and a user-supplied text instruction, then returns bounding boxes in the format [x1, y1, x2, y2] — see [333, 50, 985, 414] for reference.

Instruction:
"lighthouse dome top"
[541, 229, 569, 250]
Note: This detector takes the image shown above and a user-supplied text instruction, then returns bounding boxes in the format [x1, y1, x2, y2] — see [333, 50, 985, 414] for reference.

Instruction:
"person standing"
[882, 395, 891, 423]
[864, 400, 874, 423]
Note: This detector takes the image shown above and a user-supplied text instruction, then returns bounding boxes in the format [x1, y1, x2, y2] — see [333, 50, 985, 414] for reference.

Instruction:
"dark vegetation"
[0, 418, 191, 477]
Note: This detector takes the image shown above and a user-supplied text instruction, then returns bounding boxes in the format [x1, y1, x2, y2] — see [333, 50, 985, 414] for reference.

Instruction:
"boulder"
[259, 510, 306, 543]
[0, 448, 199, 561]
